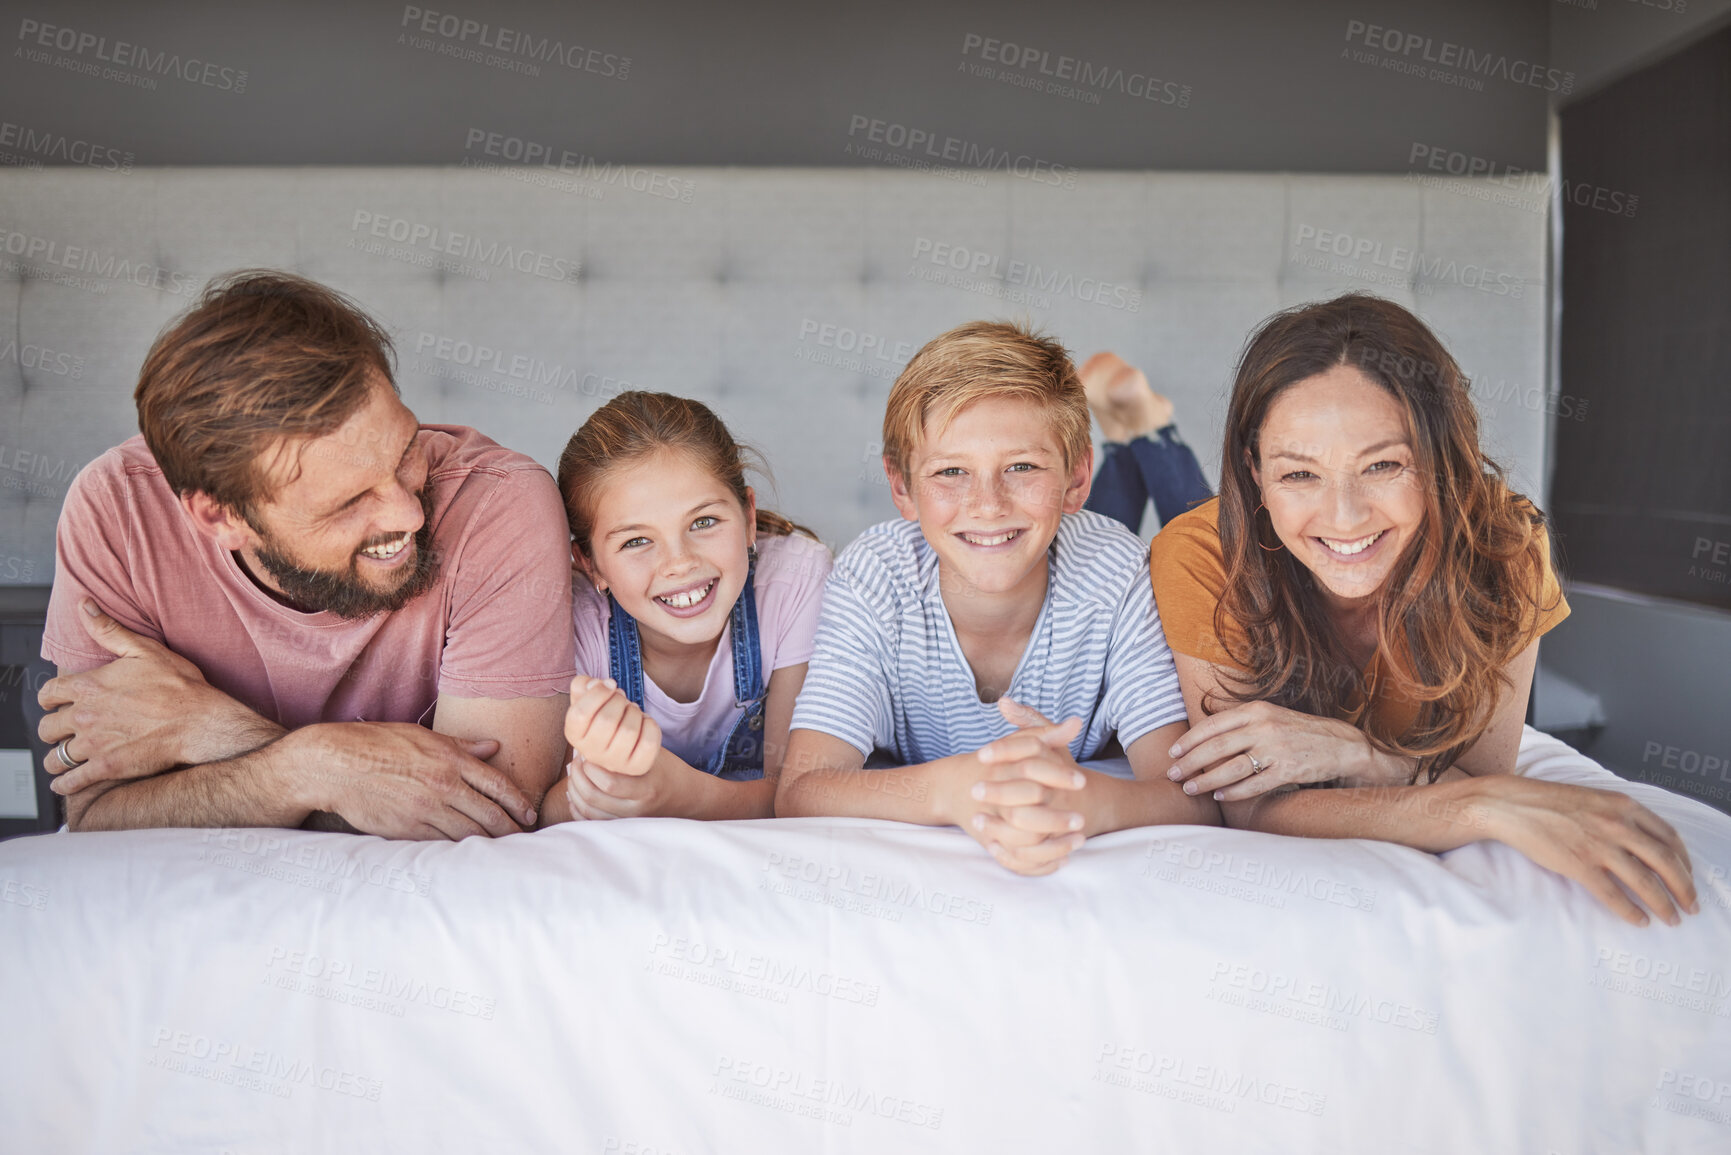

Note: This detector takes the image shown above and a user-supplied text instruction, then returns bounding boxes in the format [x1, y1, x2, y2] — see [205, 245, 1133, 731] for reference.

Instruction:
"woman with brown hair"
[1149, 293, 1698, 927]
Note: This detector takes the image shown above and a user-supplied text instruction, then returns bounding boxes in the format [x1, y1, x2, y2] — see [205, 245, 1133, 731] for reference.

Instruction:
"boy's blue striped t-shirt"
[790, 508, 1189, 765]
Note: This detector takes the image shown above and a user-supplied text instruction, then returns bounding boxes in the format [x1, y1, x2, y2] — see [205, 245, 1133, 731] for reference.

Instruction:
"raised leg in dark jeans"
[1085, 424, 1214, 535]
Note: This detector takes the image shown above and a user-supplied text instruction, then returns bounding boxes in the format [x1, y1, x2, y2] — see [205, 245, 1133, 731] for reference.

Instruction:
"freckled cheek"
[914, 483, 964, 520]
[1009, 476, 1062, 512]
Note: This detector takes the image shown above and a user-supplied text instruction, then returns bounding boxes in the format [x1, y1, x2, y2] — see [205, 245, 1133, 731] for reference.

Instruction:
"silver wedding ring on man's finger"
[1246, 752, 1264, 775]
[53, 737, 86, 771]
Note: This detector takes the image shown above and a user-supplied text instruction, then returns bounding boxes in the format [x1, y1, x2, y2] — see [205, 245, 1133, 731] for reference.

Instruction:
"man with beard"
[34, 271, 575, 838]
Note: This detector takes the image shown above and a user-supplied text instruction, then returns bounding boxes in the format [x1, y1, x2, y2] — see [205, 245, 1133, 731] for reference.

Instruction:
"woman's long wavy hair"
[1213, 294, 1559, 782]
[557, 391, 815, 565]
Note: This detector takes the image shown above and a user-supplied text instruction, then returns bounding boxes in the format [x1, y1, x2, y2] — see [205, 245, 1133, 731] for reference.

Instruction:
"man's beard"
[247, 485, 441, 620]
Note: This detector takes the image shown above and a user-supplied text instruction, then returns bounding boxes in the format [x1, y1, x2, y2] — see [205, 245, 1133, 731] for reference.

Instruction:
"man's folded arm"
[430, 690, 569, 817]
[65, 690, 566, 837]
[63, 715, 306, 832]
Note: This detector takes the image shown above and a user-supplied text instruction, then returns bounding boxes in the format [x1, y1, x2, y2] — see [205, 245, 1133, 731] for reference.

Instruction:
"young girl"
[536, 392, 830, 824]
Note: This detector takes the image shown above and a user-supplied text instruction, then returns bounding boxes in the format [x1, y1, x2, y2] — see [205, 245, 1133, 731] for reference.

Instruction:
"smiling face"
[1252, 362, 1428, 610]
[582, 448, 756, 654]
[888, 395, 1090, 604]
[233, 377, 439, 618]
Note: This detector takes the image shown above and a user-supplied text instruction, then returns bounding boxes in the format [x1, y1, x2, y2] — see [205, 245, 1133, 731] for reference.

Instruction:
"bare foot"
[1079, 352, 1175, 441]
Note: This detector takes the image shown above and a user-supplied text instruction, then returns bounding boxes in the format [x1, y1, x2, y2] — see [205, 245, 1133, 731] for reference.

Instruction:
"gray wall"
[1540, 587, 1731, 812]
[0, 0, 1553, 170]
[1538, 6, 1731, 809]
[1552, 0, 1731, 100]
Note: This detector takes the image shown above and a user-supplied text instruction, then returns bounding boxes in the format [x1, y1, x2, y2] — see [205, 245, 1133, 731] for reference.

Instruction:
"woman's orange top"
[1146, 498, 1570, 735]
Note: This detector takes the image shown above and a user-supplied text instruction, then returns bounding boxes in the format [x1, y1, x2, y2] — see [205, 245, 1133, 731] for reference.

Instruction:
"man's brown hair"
[134, 270, 397, 512]
[881, 320, 1090, 480]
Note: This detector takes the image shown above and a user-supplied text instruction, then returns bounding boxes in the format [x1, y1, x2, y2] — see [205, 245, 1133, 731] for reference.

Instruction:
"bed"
[2, 726, 1727, 1153]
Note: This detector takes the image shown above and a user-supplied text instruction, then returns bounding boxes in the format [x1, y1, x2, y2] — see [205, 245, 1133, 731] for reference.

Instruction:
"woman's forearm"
[1224, 776, 1498, 852]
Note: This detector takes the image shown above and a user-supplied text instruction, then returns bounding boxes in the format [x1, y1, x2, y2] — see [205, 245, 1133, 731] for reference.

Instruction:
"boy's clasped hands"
[963, 698, 1095, 877]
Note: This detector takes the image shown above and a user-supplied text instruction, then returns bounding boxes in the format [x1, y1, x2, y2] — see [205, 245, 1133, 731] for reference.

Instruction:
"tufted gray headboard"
[0, 167, 1547, 583]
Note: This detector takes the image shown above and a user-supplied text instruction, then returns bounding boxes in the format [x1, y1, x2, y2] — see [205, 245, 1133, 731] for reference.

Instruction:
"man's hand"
[294, 722, 533, 840]
[957, 699, 1088, 876]
[564, 676, 662, 778]
[38, 599, 282, 794]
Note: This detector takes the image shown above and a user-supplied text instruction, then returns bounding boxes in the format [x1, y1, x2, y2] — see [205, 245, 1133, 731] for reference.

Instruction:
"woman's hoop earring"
[1254, 502, 1285, 552]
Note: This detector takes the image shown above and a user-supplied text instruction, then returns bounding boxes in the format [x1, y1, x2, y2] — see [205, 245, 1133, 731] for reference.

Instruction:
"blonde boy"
[779, 321, 1218, 874]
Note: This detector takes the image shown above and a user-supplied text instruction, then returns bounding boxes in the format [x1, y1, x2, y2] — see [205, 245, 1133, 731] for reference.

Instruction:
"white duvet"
[2, 726, 1729, 1154]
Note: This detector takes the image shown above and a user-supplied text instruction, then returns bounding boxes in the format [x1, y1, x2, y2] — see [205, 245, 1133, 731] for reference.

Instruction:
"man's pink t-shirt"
[42, 425, 577, 730]
[571, 531, 830, 768]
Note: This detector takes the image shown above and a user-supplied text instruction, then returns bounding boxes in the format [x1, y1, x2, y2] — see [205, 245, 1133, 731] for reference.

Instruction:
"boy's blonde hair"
[882, 320, 1090, 480]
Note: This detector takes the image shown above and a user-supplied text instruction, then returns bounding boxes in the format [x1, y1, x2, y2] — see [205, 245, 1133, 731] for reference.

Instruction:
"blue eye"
[691, 516, 719, 530]
[935, 467, 966, 478]
[1006, 463, 1037, 473]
